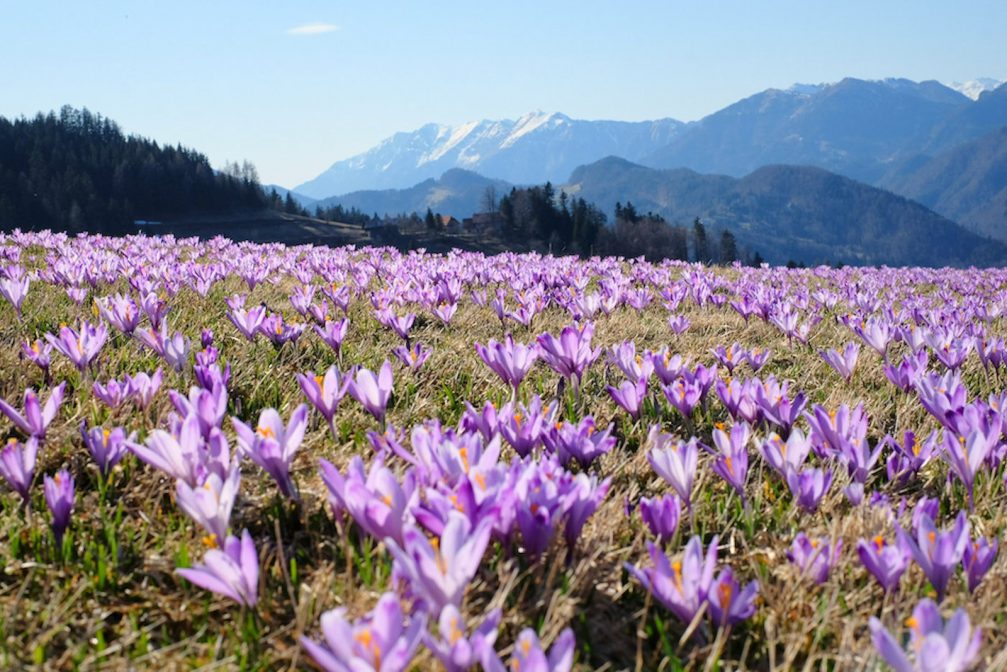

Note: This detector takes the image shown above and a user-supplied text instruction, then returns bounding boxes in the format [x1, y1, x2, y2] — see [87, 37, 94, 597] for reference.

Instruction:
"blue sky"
[1, 1, 1004, 187]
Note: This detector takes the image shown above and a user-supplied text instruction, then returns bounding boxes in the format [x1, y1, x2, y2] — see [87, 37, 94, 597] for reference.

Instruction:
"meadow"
[0, 229, 1003, 671]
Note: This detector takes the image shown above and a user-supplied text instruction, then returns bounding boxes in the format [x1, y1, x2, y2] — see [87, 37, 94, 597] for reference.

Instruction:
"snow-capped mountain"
[295, 112, 684, 198]
[948, 78, 1003, 100]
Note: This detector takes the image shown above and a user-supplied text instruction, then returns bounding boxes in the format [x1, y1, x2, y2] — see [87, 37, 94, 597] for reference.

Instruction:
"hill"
[879, 126, 1007, 241]
[0, 107, 268, 234]
[564, 157, 1007, 267]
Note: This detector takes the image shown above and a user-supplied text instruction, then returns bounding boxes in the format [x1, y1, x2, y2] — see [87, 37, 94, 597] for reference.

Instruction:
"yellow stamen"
[201, 534, 218, 549]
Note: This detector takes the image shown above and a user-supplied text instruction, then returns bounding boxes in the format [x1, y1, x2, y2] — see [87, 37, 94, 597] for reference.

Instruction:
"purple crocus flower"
[227, 304, 266, 341]
[710, 423, 750, 503]
[135, 321, 191, 371]
[297, 365, 352, 428]
[44, 469, 75, 544]
[0, 383, 66, 440]
[646, 427, 698, 509]
[301, 592, 426, 672]
[0, 273, 29, 319]
[424, 606, 500, 672]
[745, 348, 771, 372]
[176, 529, 259, 607]
[320, 456, 417, 544]
[759, 429, 812, 476]
[0, 437, 39, 502]
[232, 404, 308, 500]
[649, 349, 688, 386]
[128, 413, 206, 487]
[897, 511, 969, 602]
[124, 369, 163, 410]
[92, 378, 131, 409]
[607, 377, 647, 420]
[170, 385, 229, 438]
[784, 466, 833, 513]
[347, 361, 394, 424]
[543, 416, 615, 468]
[608, 341, 654, 381]
[393, 343, 432, 372]
[662, 378, 703, 418]
[80, 422, 132, 476]
[883, 349, 929, 392]
[708, 567, 759, 628]
[857, 533, 910, 593]
[667, 314, 691, 334]
[786, 533, 842, 584]
[175, 464, 240, 545]
[313, 318, 350, 355]
[499, 396, 557, 458]
[95, 293, 141, 335]
[563, 473, 610, 552]
[258, 312, 306, 346]
[624, 535, 718, 625]
[20, 339, 52, 377]
[963, 535, 998, 593]
[710, 343, 747, 375]
[754, 377, 806, 434]
[716, 378, 760, 424]
[869, 599, 981, 672]
[941, 429, 997, 510]
[481, 628, 575, 672]
[638, 493, 681, 545]
[387, 512, 493, 611]
[819, 342, 860, 381]
[475, 334, 539, 395]
[885, 430, 939, 486]
[536, 322, 601, 391]
[45, 320, 108, 372]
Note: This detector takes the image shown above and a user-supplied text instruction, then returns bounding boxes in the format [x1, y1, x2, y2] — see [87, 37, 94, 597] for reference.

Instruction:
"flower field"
[1, 229, 1005, 670]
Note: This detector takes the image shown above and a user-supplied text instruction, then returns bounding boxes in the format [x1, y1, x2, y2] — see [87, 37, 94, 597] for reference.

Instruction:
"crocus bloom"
[662, 379, 703, 418]
[0, 382, 66, 440]
[92, 378, 131, 409]
[347, 361, 394, 423]
[897, 511, 969, 602]
[44, 469, 75, 544]
[45, 321, 108, 372]
[857, 534, 910, 593]
[300, 592, 426, 672]
[962, 535, 998, 593]
[760, 429, 812, 476]
[0, 273, 29, 318]
[124, 369, 163, 410]
[942, 429, 997, 510]
[232, 404, 308, 499]
[786, 533, 841, 584]
[784, 466, 833, 513]
[320, 456, 417, 544]
[170, 385, 229, 438]
[227, 304, 266, 341]
[607, 377, 647, 420]
[646, 427, 698, 508]
[475, 334, 539, 394]
[297, 365, 352, 425]
[819, 342, 860, 381]
[387, 512, 493, 611]
[624, 535, 718, 625]
[313, 318, 350, 355]
[711, 423, 750, 503]
[128, 412, 207, 487]
[638, 493, 681, 545]
[708, 567, 759, 628]
[536, 322, 601, 390]
[0, 437, 39, 502]
[176, 465, 240, 545]
[544, 416, 616, 468]
[393, 343, 432, 372]
[869, 599, 981, 672]
[499, 396, 557, 457]
[80, 422, 131, 476]
[424, 606, 500, 672]
[176, 529, 259, 607]
[20, 339, 52, 376]
[95, 293, 141, 334]
[481, 628, 575, 672]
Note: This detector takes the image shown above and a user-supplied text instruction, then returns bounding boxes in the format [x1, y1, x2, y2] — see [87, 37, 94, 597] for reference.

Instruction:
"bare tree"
[481, 185, 498, 213]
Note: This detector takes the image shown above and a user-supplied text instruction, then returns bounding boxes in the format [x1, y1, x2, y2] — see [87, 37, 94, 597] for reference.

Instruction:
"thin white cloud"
[286, 22, 340, 36]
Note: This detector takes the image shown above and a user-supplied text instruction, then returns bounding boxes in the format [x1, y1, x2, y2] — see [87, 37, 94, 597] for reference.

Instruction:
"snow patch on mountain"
[948, 78, 1003, 100]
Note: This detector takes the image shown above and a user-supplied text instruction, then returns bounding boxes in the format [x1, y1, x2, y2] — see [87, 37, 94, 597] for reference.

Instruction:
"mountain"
[315, 168, 512, 218]
[925, 82, 1007, 152]
[294, 112, 683, 198]
[948, 78, 1004, 101]
[564, 157, 1006, 267]
[878, 126, 1007, 240]
[642, 78, 971, 182]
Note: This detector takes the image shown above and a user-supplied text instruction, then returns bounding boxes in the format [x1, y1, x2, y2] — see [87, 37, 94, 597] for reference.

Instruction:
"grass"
[0, 236, 1005, 670]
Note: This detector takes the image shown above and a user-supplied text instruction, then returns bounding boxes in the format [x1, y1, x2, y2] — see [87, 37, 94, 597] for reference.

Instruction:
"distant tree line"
[0, 106, 267, 234]
[497, 183, 606, 254]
